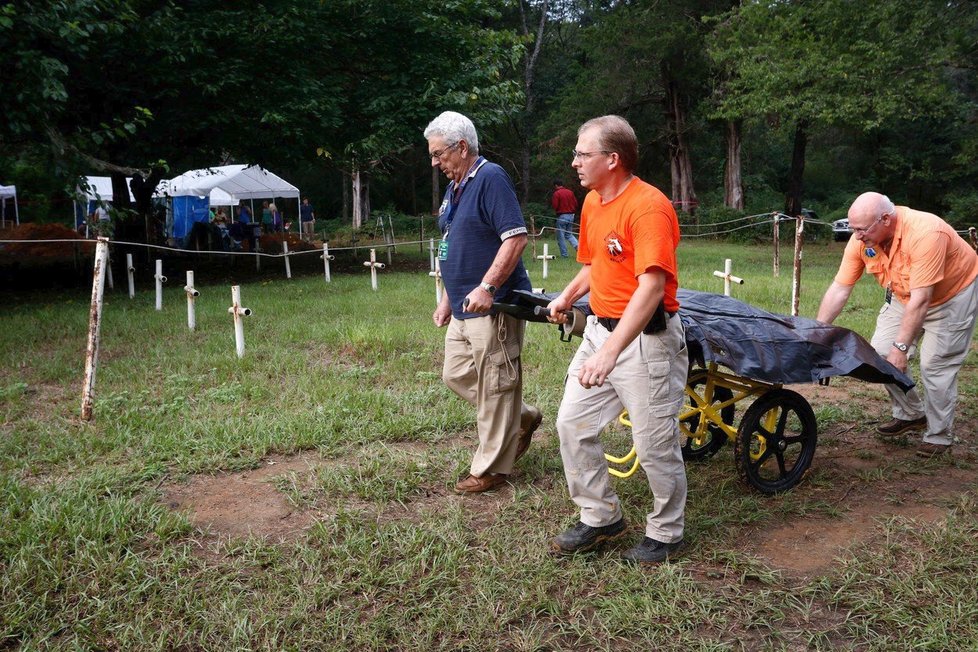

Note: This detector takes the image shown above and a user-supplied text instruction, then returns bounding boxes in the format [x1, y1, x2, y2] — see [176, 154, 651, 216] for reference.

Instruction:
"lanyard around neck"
[442, 157, 486, 233]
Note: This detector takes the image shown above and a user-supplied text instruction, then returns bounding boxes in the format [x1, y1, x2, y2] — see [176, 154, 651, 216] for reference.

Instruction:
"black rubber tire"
[735, 389, 817, 494]
[680, 376, 735, 461]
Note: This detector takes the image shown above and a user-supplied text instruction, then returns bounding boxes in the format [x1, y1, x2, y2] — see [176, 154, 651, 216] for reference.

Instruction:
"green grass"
[1, 238, 977, 650]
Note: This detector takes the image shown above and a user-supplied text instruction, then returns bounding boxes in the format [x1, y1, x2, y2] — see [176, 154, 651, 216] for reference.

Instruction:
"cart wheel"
[680, 377, 735, 461]
[735, 389, 817, 494]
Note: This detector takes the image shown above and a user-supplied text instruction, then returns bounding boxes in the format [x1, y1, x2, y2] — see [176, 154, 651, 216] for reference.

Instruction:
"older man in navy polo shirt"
[424, 111, 543, 494]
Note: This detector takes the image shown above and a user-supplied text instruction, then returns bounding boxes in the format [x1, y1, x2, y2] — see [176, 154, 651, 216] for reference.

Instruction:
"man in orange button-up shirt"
[816, 192, 978, 458]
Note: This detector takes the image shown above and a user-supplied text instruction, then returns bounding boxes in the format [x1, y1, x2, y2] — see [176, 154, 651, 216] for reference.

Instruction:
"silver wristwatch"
[479, 281, 497, 296]
[892, 341, 909, 353]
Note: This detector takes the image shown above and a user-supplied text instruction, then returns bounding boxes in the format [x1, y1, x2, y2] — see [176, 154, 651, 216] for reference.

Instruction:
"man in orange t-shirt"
[817, 192, 978, 458]
[546, 115, 688, 564]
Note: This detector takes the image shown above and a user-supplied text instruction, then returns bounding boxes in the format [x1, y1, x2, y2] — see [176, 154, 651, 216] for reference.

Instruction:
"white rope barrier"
[679, 211, 775, 228]
[1, 212, 966, 264]
[681, 219, 777, 238]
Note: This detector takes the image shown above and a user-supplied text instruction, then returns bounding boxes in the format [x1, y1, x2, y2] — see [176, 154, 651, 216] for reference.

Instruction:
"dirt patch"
[742, 383, 978, 576]
[161, 385, 978, 577]
[752, 488, 960, 575]
[162, 453, 322, 543]
[0, 223, 93, 258]
[159, 437, 488, 545]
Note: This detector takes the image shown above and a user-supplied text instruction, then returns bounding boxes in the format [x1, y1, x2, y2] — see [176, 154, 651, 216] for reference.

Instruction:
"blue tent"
[170, 196, 211, 243]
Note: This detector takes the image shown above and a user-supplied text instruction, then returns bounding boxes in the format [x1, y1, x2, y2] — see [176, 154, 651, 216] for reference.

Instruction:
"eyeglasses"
[429, 143, 459, 160]
[572, 149, 612, 160]
[851, 214, 887, 236]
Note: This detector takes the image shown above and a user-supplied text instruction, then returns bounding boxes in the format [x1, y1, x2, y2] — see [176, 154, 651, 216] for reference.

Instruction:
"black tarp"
[500, 288, 914, 391]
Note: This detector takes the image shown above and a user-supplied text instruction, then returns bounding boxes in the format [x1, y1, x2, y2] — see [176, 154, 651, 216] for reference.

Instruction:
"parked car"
[775, 208, 820, 223]
[832, 218, 852, 241]
[775, 208, 828, 240]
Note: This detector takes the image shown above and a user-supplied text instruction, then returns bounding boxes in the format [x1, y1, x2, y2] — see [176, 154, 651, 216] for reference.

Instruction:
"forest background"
[1, 0, 977, 237]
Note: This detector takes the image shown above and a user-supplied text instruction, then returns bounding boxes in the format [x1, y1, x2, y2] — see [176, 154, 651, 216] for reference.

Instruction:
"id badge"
[437, 239, 449, 261]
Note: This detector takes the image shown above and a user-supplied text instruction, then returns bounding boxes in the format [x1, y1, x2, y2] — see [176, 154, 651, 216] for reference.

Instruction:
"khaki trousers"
[556, 315, 688, 543]
[871, 276, 978, 446]
[443, 313, 528, 476]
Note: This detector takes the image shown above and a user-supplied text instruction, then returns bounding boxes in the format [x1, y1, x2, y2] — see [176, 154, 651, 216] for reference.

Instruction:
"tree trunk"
[110, 173, 132, 214]
[351, 169, 371, 229]
[663, 72, 697, 217]
[361, 173, 370, 226]
[724, 120, 744, 210]
[520, 146, 531, 208]
[109, 172, 134, 246]
[409, 166, 417, 217]
[785, 119, 808, 216]
[517, 0, 548, 206]
[352, 169, 362, 229]
[342, 169, 350, 224]
[127, 168, 166, 244]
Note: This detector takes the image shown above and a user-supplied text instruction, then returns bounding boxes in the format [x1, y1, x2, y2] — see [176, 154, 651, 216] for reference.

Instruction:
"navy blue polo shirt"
[438, 159, 531, 319]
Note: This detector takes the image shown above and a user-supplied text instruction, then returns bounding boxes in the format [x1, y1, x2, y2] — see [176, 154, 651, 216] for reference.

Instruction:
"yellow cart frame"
[605, 362, 818, 494]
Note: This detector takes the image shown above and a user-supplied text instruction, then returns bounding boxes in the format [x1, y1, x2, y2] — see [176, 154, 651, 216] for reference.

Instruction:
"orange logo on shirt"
[605, 231, 625, 262]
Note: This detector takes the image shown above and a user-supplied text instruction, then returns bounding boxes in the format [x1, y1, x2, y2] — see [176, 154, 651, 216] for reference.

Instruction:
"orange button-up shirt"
[835, 206, 978, 306]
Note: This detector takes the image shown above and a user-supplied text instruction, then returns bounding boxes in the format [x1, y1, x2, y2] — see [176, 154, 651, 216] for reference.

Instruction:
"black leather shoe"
[621, 537, 685, 564]
[551, 519, 627, 555]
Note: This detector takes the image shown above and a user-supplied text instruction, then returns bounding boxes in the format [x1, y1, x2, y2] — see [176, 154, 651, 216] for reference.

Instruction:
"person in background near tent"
[213, 208, 230, 250]
[92, 204, 109, 223]
[237, 203, 256, 251]
[551, 178, 580, 258]
[424, 110, 543, 494]
[261, 200, 273, 233]
[816, 192, 978, 458]
[300, 197, 316, 241]
[270, 202, 282, 232]
[208, 205, 216, 223]
[91, 203, 111, 237]
[546, 115, 689, 564]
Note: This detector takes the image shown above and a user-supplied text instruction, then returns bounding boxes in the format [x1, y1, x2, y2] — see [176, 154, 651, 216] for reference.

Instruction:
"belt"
[597, 311, 676, 334]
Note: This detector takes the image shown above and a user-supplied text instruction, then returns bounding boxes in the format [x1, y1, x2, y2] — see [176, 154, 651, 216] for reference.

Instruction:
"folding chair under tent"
[1, 184, 20, 228]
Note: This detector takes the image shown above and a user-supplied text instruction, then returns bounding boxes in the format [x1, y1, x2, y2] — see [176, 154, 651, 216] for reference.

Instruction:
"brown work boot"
[514, 406, 543, 463]
[876, 416, 927, 438]
[915, 442, 951, 458]
[455, 473, 507, 494]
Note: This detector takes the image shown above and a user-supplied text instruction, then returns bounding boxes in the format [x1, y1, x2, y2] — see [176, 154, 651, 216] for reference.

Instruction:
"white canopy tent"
[73, 176, 140, 235]
[157, 164, 300, 204]
[208, 187, 237, 206]
[157, 165, 301, 244]
[0, 184, 19, 227]
[76, 176, 137, 203]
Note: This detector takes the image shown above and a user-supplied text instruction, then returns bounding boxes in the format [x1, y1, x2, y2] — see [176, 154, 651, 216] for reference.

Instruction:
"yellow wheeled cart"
[606, 362, 818, 495]
[497, 287, 913, 496]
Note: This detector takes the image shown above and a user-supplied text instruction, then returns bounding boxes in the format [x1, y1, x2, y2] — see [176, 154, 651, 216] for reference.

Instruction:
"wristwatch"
[892, 341, 909, 353]
[479, 281, 497, 296]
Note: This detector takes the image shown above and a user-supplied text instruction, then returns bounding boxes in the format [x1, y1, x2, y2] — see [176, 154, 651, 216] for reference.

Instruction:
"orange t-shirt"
[578, 177, 681, 317]
[835, 206, 978, 306]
